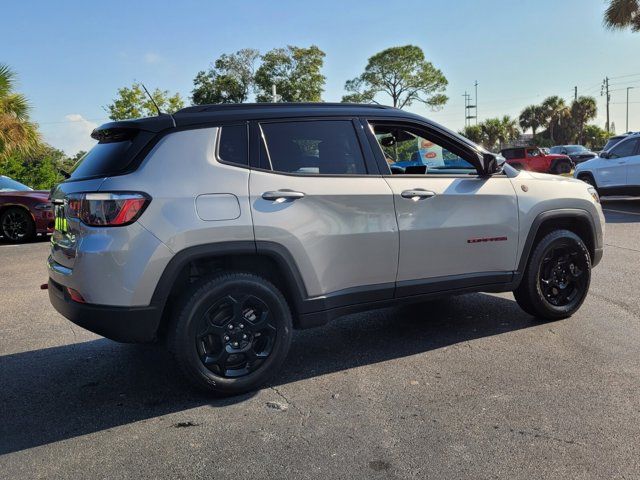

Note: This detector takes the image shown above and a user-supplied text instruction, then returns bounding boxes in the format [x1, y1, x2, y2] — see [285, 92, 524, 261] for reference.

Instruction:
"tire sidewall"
[527, 231, 591, 319]
[1, 207, 35, 243]
[172, 274, 292, 394]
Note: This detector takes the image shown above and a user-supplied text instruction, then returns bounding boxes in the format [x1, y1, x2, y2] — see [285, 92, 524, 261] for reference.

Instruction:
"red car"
[0, 175, 54, 243]
[500, 146, 574, 174]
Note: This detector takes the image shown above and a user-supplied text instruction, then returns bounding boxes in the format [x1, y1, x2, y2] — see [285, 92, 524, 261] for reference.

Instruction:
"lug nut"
[239, 323, 244, 329]
[224, 336, 229, 341]
[228, 324, 233, 330]
[233, 342, 239, 347]
[242, 334, 247, 339]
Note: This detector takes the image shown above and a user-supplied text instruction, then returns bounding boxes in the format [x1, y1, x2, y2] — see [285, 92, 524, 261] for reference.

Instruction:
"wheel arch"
[151, 241, 308, 337]
[515, 209, 597, 286]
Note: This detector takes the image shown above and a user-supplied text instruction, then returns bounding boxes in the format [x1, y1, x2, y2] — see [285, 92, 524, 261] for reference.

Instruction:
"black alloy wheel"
[1, 208, 35, 243]
[538, 245, 588, 308]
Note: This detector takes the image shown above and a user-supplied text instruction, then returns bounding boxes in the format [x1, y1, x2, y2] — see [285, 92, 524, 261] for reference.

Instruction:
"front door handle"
[262, 190, 305, 202]
[401, 189, 436, 200]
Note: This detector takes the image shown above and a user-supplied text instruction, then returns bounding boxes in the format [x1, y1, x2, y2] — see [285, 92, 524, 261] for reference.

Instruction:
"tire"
[513, 229, 591, 321]
[552, 160, 572, 175]
[169, 272, 293, 395]
[1, 207, 35, 243]
[577, 173, 598, 192]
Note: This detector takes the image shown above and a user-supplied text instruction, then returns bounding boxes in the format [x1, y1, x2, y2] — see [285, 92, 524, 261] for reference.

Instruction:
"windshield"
[550, 145, 587, 154]
[0, 176, 32, 192]
[603, 137, 625, 152]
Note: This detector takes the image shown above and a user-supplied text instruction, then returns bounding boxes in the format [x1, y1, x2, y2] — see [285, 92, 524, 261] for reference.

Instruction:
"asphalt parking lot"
[1, 199, 639, 479]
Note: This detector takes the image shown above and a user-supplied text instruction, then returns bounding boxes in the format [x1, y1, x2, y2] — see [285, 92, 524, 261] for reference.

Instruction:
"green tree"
[604, 0, 640, 31]
[459, 125, 485, 145]
[498, 115, 521, 148]
[541, 96, 571, 144]
[0, 144, 67, 189]
[192, 48, 260, 104]
[342, 45, 448, 109]
[0, 64, 40, 161]
[571, 96, 598, 144]
[106, 83, 185, 120]
[519, 105, 545, 137]
[582, 124, 610, 150]
[254, 45, 326, 102]
[480, 118, 503, 151]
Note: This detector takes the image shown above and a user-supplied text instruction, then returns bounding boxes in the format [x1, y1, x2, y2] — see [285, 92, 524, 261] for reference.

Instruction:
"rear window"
[70, 129, 153, 180]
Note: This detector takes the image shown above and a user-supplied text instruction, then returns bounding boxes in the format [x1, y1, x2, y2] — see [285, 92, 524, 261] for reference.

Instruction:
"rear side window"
[217, 124, 248, 166]
[609, 138, 639, 159]
[260, 120, 367, 175]
[70, 129, 153, 180]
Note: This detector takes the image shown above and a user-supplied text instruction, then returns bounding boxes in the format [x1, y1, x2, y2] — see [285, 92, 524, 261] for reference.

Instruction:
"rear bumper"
[48, 279, 161, 343]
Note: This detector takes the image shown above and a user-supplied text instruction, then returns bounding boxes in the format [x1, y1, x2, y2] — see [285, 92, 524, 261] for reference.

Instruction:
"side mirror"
[482, 153, 503, 175]
[600, 151, 609, 159]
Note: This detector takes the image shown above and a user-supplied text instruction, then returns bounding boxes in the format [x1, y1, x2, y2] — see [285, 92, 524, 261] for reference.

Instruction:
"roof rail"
[175, 102, 395, 115]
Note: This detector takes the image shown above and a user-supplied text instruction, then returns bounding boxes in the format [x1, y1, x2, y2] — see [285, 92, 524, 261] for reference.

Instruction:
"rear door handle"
[262, 190, 305, 201]
[401, 189, 436, 200]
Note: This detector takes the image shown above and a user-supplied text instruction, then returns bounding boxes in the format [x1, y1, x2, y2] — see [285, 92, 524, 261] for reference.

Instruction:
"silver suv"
[48, 103, 605, 395]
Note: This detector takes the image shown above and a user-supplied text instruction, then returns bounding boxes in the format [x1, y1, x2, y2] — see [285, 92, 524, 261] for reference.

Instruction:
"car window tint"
[218, 125, 248, 166]
[609, 138, 639, 158]
[260, 121, 366, 175]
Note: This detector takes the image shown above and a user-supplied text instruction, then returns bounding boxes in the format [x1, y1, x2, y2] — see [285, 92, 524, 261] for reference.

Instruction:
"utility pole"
[627, 87, 634, 132]
[464, 90, 476, 127]
[601, 77, 610, 132]
[462, 92, 470, 127]
[474, 80, 479, 125]
[272, 84, 279, 103]
[574, 86, 577, 101]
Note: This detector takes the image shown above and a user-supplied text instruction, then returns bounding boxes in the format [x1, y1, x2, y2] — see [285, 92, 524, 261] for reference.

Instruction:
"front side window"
[260, 120, 366, 175]
[371, 124, 476, 175]
[0, 176, 32, 192]
[527, 148, 542, 157]
[609, 138, 639, 159]
[218, 124, 248, 166]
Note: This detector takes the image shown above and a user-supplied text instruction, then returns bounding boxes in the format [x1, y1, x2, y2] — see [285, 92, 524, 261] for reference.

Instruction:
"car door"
[249, 118, 399, 306]
[526, 148, 547, 172]
[618, 139, 640, 188]
[363, 119, 519, 297]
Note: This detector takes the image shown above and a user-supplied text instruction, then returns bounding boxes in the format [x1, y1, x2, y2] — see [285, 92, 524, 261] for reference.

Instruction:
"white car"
[574, 133, 640, 196]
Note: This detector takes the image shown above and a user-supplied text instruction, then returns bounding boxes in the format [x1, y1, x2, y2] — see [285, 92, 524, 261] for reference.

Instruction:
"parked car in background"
[550, 145, 597, 164]
[500, 146, 573, 174]
[574, 132, 640, 196]
[0, 175, 53, 242]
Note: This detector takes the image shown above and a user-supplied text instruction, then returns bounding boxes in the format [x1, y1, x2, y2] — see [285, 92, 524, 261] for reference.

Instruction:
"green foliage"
[604, 0, 640, 31]
[519, 105, 546, 137]
[582, 125, 610, 150]
[469, 116, 521, 151]
[254, 45, 326, 102]
[342, 45, 448, 109]
[106, 83, 185, 120]
[0, 64, 41, 161]
[0, 144, 71, 189]
[192, 49, 260, 104]
[459, 125, 484, 144]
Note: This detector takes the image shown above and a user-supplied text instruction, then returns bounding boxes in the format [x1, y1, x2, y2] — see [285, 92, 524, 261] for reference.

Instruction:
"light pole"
[627, 87, 634, 132]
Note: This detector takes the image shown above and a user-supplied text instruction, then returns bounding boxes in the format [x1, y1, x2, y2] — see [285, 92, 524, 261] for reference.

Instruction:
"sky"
[3, 0, 640, 155]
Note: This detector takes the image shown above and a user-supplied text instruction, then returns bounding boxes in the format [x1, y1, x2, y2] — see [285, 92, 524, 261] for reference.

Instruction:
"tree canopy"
[254, 45, 326, 102]
[342, 45, 448, 109]
[106, 83, 185, 120]
[192, 48, 260, 104]
[604, 0, 640, 31]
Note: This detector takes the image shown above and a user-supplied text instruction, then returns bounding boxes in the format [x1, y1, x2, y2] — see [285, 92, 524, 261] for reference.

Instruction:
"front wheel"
[1, 207, 35, 243]
[169, 272, 293, 395]
[552, 160, 572, 175]
[514, 230, 591, 320]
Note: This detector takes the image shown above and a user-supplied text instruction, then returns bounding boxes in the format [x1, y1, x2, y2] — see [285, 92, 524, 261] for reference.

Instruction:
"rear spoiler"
[91, 114, 175, 141]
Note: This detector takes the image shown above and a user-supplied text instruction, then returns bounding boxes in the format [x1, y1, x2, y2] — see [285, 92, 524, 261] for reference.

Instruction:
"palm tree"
[459, 125, 485, 145]
[480, 118, 503, 151]
[498, 115, 520, 149]
[541, 96, 570, 144]
[571, 96, 598, 144]
[0, 64, 40, 161]
[604, 0, 640, 32]
[519, 105, 545, 138]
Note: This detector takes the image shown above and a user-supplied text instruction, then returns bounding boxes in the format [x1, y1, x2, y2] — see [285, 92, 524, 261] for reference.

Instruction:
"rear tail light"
[65, 192, 150, 227]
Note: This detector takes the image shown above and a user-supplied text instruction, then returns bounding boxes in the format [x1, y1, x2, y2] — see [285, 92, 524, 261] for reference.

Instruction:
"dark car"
[550, 145, 597, 164]
[0, 175, 53, 242]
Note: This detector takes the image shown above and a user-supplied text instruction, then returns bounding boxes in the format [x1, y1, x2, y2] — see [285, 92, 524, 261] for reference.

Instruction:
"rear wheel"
[552, 160, 572, 175]
[169, 272, 293, 395]
[514, 230, 591, 320]
[1, 207, 35, 243]
[577, 173, 598, 192]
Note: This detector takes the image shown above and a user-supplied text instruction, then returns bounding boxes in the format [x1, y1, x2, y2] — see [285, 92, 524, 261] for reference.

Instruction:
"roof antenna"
[141, 83, 162, 116]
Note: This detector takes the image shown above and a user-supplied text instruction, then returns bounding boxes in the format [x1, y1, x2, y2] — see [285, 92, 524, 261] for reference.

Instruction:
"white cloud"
[144, 52, 162, 64]
[42, 114, 98, 155]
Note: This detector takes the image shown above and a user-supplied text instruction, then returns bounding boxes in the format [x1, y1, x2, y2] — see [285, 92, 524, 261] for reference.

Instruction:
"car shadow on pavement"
[601, 198, 640, 224]
[0, 292, 538, 455]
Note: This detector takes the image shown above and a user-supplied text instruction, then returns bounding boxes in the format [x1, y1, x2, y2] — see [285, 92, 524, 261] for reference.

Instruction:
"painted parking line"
[602, 208, 640, 216]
